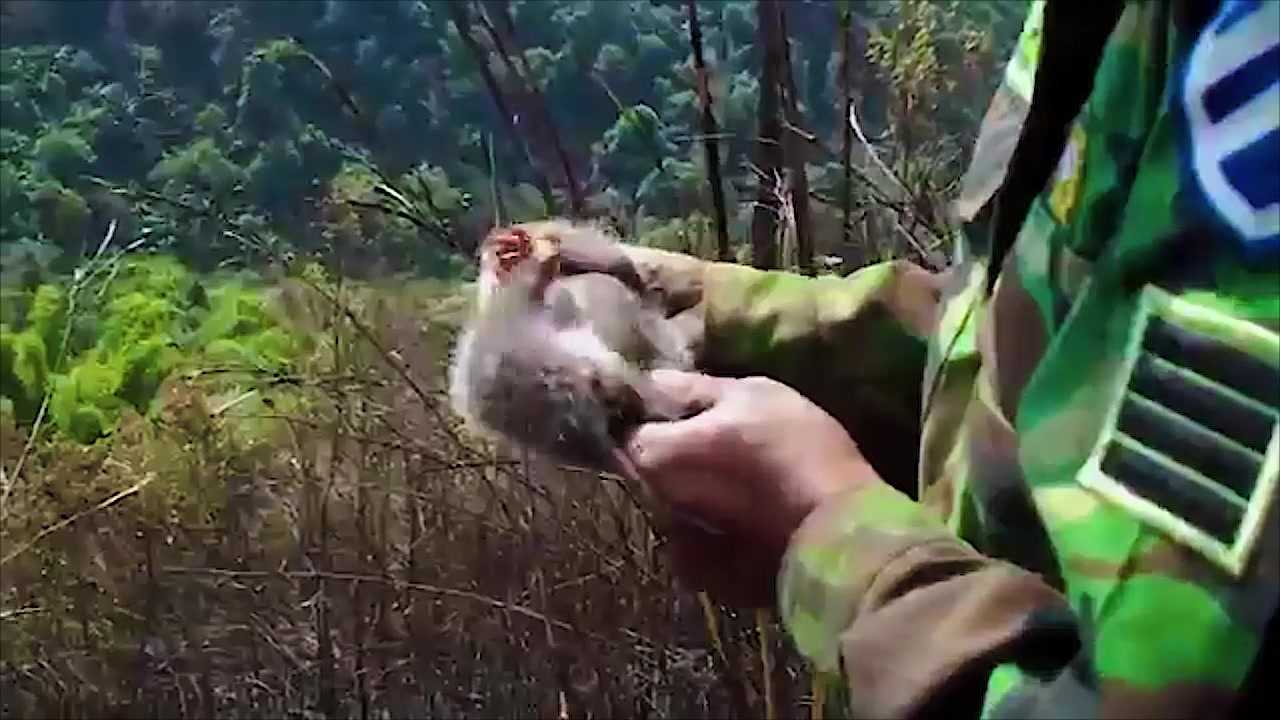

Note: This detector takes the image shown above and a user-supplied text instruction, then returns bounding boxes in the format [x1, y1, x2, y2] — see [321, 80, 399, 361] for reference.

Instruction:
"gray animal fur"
[449, 221, 694, 476]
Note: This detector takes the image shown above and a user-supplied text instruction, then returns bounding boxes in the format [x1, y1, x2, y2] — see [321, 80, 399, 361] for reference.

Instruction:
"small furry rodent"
[448, 219, 695, 478]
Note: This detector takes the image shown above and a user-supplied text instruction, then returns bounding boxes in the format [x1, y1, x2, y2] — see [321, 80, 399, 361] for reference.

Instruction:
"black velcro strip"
[1116, 394, 1263, 499]
[1100, 441, 1245, 545]
[1130, 354, 1275, 455]
[1143, 316, 1280, 412]
[1098, 310, 1278, 549]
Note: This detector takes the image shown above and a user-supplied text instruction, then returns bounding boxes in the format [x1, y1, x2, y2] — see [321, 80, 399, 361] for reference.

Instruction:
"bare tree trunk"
[749, 0, 782, 270]
[776, 1, 815, 275]
[477, 0, 585, 217]
[444, 2, 554, 212]
[685, 0, 732, 262]
[837, 0, 854, 250]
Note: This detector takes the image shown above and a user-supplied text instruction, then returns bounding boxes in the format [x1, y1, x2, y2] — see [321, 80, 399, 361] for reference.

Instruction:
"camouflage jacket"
[692, 1, 1279, 717]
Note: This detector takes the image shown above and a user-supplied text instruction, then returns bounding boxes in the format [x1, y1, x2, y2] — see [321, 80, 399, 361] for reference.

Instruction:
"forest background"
[0, 1, 1025, 717]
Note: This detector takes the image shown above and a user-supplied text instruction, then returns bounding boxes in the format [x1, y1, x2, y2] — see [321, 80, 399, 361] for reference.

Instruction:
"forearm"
[700, 259, 937, 376]
[779, 482, 1081, 720]
[698, 260, 942, 491]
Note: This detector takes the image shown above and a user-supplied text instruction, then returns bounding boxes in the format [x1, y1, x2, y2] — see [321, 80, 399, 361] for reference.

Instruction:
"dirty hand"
[487, 222, 709, 355]
[624, 370, 882, 608]
[509, 223, 708, 358]
[590, 245, 705, 317]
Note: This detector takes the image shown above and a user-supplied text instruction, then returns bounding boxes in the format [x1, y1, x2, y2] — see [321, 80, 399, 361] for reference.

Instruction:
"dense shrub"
[0, 254, 308, 444]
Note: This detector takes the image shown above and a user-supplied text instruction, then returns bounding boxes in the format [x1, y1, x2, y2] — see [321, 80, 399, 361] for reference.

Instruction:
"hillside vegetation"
[0, 1, 1025, 717]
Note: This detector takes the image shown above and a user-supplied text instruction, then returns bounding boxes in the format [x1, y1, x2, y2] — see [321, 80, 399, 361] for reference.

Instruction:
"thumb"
[646, 369, 724, 412]
[624, 407, 722, 479]
[624, 371, 727, 481]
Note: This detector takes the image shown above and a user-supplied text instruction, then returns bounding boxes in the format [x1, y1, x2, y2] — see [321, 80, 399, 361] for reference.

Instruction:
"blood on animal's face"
[481, 224, 566, 303]
[488, 227, 533, 282]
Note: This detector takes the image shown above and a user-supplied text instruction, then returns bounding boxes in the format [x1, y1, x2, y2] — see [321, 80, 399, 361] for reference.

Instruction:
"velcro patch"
[1080, 286, 1279, 577]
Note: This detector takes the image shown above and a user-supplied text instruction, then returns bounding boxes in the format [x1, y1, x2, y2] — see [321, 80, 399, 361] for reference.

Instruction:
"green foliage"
[0, 6, 1033, 715]
[0, 0, 1025, 443]
[24, 282, 69, 358]
[48, 358, 125, 444]
[0, 327, 50, 425]
[31, 125, 95, 183]
[635, 211, 740, 260]
[320, 160, 472, 278]
[148, 136, 245, 197]
[2, 2, 1025, 280]
[0, 254, 307, 444]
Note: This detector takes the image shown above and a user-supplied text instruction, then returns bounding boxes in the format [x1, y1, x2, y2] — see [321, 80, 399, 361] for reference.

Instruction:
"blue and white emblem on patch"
[1178, 0, 1279, 261]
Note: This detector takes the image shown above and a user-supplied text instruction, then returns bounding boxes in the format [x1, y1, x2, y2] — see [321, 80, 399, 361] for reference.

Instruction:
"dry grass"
[0, 274, 814, 719]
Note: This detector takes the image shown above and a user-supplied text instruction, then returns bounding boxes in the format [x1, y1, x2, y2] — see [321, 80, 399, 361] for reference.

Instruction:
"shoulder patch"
[1079, 286, 1279, 577]
[1048, 123, 1088, 225]
[1177, 0, 1280, 261]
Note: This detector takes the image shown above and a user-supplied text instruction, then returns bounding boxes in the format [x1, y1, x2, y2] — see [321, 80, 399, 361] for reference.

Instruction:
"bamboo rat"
[448, 219, 696, 479]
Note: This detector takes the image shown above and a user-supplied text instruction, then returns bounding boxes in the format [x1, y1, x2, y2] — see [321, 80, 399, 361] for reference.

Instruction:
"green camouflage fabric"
[689, 1, 1279, 717]
[695, 259, 938, 496]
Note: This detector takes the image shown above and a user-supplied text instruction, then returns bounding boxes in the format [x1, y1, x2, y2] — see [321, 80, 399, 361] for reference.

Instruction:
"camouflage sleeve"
[777, 482, 1079, 719]
[698, 260, 941, 490]
[768, 3, 1084, 715]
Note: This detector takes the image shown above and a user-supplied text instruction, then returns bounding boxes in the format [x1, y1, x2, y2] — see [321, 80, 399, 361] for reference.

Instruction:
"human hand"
[624, 370, 882, 608]
[484, 221, 709, 362]
[497, 220, 707, 317]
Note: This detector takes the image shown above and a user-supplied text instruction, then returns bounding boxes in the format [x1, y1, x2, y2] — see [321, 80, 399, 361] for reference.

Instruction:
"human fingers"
[624, 408, 725, 480]
[556, 243, 705, 317]
[622, 246, 706, 314]
[626, 372, 748, 478]
[555, 240, 634, 276]
[647, 369, 725, 411]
